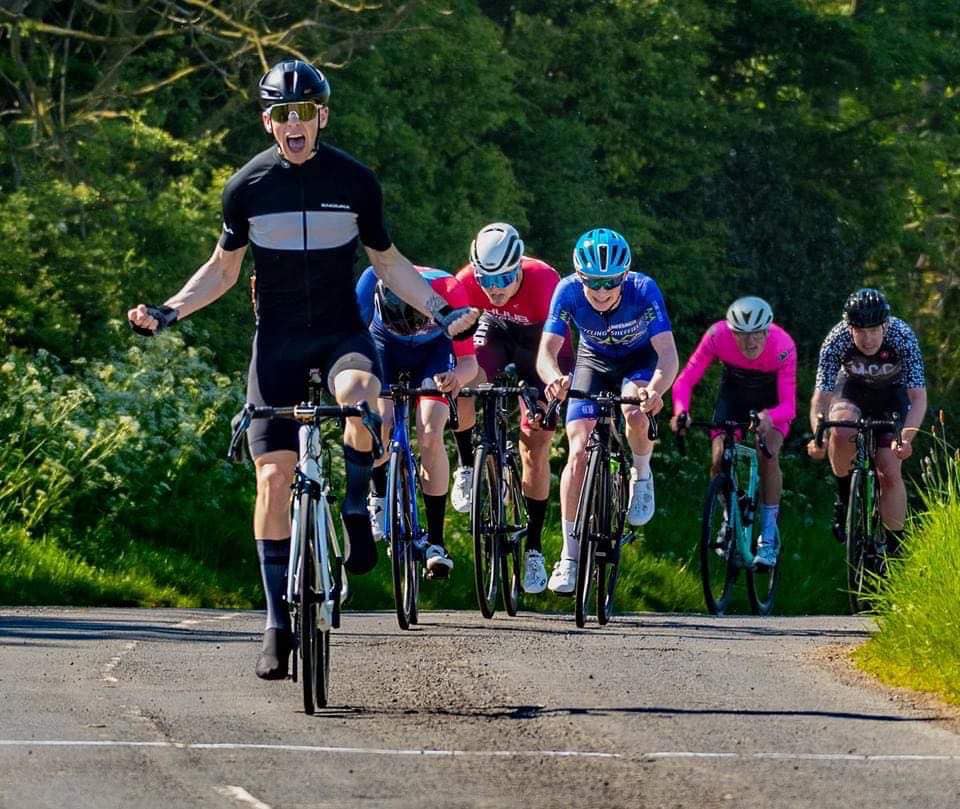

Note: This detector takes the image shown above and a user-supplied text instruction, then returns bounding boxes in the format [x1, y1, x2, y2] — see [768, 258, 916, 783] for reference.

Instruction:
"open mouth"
[285, 133, 307, 153]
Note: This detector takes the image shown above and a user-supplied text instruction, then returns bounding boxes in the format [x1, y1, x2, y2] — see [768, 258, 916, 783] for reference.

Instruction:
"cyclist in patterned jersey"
[356, 265, 478, 577]
[128, 60, 475, 681]
[537, 228, 678, 594]
[807, 288, 926, 552]
[670, 297, 797, 567]
[450, 223, 574, 594]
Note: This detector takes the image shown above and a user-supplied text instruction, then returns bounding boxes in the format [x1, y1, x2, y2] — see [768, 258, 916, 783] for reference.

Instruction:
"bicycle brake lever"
[357, 401, 384, 457]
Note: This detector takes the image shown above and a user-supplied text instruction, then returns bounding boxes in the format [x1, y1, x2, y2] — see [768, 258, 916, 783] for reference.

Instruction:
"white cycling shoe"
[425, 544, 454, 579]
[754, 529, 780, 569]
[522, 550, 548, 594]
[367, 494, 386, 541]
[547, 558, 577, 595]
[627, 469, 655, 526]
[450, 466, 473, 514]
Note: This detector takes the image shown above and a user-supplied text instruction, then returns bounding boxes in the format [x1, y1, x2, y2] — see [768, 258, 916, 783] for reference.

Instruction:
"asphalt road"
[1, 608, 957, 809]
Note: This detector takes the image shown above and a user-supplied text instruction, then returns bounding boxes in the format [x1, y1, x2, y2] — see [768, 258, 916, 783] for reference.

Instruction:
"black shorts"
[567, 341, 658, 423]
[246, 329, 382, 458]
[712, 374, 778, 427]
[474, 315, 572, 399]
[834, 379, 910, 425]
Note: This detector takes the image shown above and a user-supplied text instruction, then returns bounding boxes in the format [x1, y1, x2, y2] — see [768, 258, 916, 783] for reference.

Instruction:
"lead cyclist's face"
[850, 323, 886, 355]
[583, 284, 623, 313]
[261, 105, 329, 165]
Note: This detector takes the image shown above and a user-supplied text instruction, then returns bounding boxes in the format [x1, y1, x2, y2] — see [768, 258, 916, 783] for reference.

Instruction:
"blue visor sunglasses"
[577, 272, 625, 291]
[475, 266, 521, 289]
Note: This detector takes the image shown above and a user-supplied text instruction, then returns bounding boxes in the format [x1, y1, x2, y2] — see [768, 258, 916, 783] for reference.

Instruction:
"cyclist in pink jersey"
[451, 223, 573, 594]
[670, 297, 797, 567]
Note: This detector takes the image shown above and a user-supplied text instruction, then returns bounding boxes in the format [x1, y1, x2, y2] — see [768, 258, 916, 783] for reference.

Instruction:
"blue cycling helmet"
[573, 228, 631, 278]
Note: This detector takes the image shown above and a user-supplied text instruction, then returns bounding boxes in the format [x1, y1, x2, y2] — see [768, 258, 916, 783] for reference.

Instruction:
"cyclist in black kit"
[128, 60, 475, 680]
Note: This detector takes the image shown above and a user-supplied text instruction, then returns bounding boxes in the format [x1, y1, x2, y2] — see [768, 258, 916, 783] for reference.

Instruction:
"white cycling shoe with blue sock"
[754, 529, 780, 568]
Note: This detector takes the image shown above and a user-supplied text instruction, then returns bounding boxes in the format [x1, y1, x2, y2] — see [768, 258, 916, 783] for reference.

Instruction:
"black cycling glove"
[129, 304, 178, 337]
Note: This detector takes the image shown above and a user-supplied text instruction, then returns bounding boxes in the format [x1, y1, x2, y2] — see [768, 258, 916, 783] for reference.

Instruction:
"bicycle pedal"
[424, 568, 450, 581]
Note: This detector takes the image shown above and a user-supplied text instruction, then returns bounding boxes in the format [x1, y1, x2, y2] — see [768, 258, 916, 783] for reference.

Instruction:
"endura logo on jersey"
[320, 202, 351, 211]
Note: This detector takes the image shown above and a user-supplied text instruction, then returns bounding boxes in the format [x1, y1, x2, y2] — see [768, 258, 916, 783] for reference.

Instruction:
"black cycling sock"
[256, 539, 291, 632]
[423, 493, 447, 549]
[524, 496, 548, 552]
[836, 474, 852, 503]
[371, 463, 387, 498]
[454, 428, 474, 468]
[343, 445, 377, 574]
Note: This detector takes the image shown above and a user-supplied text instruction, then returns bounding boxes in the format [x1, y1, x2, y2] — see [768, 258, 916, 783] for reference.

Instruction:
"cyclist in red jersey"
[452, 223, 573, 594]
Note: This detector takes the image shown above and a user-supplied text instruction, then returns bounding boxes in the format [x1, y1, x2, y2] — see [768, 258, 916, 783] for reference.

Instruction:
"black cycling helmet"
[258, 60, 330, 109]
[843, 288, 890, 328]
[374, 281, 429, 336]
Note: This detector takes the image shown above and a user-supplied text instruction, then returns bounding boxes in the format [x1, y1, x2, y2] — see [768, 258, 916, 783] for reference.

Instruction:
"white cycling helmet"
[470, 223, 524, 277]
[726, 296, 774, 333]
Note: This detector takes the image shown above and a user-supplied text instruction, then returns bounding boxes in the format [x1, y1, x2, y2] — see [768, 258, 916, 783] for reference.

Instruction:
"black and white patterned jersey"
[219, 144, 392, 332]
[814, 317, 926, 392]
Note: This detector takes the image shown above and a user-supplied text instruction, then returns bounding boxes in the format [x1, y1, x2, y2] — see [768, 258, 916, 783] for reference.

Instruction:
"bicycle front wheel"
[700, 475, 738, 616]
[297, 494, 329, 713]
[575, 449, 606, 629]
[387, 451, 419, 630]
[597, 461, 629, 625]
[500, 453, 526, 617]
[846, 469, 876, 614]
[471, 446, 500, 619]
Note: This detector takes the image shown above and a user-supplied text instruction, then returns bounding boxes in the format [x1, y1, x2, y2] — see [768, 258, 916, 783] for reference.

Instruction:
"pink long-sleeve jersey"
[672, 321, 798, 433]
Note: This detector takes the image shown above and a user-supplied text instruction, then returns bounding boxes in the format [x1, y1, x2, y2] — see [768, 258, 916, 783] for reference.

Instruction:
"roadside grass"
[854, 424, 960, 706]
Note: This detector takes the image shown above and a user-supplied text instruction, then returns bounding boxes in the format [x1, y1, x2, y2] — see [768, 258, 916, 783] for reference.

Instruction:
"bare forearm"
[648, 334, 679, 395]
[809, 390, 832, 433]
[165, 250, 242, 319]
[369, 248, 445, 317]
[904, 388, 927, 434]
[536, 339, 563, 386]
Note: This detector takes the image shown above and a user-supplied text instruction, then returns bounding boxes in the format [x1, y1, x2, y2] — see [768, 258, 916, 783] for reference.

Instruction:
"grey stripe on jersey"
[249, 210, 359, 251]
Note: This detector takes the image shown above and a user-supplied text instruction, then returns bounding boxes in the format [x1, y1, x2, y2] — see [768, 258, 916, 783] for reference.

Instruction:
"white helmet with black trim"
[470, 223, 524, 277]
[726, 296, 774, 333]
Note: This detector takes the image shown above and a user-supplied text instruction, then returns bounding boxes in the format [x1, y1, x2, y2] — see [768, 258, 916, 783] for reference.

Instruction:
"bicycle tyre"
[575, 449, 605, 629]
[388, 450, 419, 630]
[746, 510, 780, 616]
[700, 475, 739, 616]
[500, 453, 525, 617]
[471, 446, 500, 619]
[598, 460, 629, 625]
[846, 469, 871, 614]
[298, 495, 321, 714]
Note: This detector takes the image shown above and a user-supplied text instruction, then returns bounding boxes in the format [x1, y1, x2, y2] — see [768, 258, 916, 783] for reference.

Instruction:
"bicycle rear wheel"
[471, 446, 500, 619]
[575, 449, 606, 629]
[388, 451, 419, 630]
[500, 453, 525, 617]
[746, 510, 780, 616]
[700, 475, 738, 616]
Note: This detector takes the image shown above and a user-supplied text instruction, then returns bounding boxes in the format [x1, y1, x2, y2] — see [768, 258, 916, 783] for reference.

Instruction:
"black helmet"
[843, 288, 890, 328]
[258, 60, 330, 109]
[374, 282, 429, 336]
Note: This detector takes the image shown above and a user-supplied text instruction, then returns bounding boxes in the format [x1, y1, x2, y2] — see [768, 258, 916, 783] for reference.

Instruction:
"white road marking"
[214, 785, 273, 809]
[100, 641, 137, 684]
[175, 613, 240, 629]
[0, 740, 957, 763]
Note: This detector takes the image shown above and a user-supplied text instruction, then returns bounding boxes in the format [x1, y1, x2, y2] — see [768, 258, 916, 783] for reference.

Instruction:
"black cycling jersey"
[219, 144, 392, 332]
[814, 317, 926, 392]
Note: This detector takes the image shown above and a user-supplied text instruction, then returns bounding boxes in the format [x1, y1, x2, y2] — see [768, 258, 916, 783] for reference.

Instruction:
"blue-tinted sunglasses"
[475, 267, 521, 289]
[578, 272, 625, 291]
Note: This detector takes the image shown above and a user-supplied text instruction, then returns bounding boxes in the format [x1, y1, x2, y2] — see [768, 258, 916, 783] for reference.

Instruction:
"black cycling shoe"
[831, 497, 848, 544]
[255, 627, 292, 680]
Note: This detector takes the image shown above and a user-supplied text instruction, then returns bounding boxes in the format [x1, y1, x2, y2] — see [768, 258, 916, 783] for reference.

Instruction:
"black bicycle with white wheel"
[229, 373, 381, 713]
[566, 389, 658, 628]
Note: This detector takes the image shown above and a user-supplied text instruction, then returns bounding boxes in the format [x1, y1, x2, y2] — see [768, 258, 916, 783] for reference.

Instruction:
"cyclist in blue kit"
[536, 228, 678, 594]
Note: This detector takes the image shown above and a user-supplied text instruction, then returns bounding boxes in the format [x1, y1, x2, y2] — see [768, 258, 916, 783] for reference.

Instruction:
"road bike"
[566, 389, 658, 628]
[676, 413, 778, 616]
[381, 375, 456, 630]
[458, 367, 541, 619]
[814, 413, 902, 614]
[229, 371, 381, 713]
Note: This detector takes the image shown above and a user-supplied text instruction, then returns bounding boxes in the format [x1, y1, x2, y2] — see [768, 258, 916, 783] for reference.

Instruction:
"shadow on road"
[0, 616, 255, 644]
[318, 703, 946, 723]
